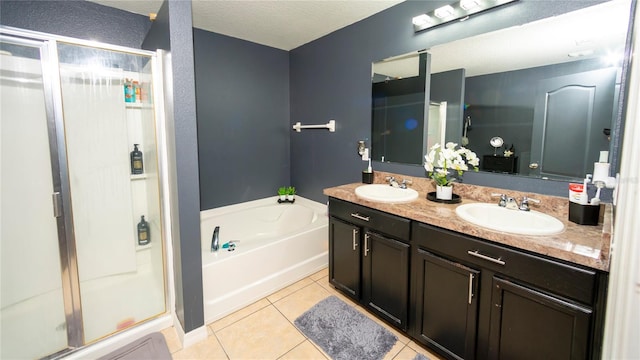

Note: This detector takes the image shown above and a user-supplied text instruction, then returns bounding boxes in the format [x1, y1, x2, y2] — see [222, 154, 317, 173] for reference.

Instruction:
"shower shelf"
[130, 174, 147, 181]
[136, 243, 151, 251]
[125, 102, 153, 109]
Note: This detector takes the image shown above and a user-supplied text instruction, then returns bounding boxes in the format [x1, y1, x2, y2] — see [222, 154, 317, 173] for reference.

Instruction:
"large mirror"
[371, 0, 632, 181]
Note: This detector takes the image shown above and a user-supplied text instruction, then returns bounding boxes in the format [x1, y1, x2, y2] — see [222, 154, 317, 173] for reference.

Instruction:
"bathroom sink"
[355, 184, 419, 204]
[455, 203, 564, 236]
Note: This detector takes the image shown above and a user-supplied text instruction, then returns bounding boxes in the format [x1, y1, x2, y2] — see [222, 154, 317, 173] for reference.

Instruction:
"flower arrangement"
[424, 142, 479, 187]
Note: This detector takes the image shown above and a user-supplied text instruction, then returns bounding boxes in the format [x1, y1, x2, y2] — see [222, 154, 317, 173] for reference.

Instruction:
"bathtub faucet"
[211, 226, 220, 252]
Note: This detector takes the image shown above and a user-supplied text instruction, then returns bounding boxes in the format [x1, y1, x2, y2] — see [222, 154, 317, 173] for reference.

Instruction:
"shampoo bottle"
[130, 144, 144, 175]
[137, 215, 150, 245]
[124, 79, 134, 103]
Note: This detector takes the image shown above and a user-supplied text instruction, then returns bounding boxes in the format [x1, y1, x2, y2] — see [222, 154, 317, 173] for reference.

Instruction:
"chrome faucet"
[211, 226, 220, 252]
[386, 176, 412, 189]
[386, 176, 400, 188]
[491, 193, 540, 211]
[504, 197, 519, 210]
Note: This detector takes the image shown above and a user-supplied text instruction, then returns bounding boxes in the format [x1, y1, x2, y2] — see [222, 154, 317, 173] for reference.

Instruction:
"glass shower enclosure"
[0, 28, 167, 359]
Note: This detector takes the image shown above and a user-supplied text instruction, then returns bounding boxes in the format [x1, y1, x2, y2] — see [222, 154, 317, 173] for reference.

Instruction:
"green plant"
[277, 187, 287, 196]
[286, 186, 296, 196]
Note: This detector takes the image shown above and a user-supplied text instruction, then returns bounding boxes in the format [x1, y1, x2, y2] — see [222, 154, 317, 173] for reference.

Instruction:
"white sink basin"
[355, 184, 419, 204]
[455, 203, 565, 236]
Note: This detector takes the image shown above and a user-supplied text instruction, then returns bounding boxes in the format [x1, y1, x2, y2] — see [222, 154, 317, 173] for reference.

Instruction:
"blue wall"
[194, 29, 290, 209]
[142, 1, 204, 334]
[289, 0, 608, 203]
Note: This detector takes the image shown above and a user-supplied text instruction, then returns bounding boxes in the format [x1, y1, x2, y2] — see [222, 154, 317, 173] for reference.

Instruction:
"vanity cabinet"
[412, 222, 607, 360]
[328, 198, 411, 330]
[412, 247, 480, 360]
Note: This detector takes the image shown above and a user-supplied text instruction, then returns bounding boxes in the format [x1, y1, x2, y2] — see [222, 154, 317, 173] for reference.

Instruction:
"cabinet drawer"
[329, 198, 410, 240]
[413, 222, 597, 305]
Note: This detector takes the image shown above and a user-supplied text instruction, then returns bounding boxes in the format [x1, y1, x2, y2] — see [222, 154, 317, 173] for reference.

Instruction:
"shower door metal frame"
[1, 25, 170, 359]
[0, 32, 85, 353]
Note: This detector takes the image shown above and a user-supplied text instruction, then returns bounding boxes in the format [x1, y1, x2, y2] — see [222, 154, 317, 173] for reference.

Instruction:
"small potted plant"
[424, 142, 479, 200]
[286, 186, 296, 201]
[278, 187, 287, 201]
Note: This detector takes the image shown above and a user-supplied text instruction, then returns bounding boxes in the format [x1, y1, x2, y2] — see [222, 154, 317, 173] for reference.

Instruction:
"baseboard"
[173, 316, 208, 349]
[64, 315, 173, 359]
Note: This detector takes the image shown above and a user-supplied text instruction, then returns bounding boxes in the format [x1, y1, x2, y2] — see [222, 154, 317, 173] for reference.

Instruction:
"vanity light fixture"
[434, 5, 455, 19]
[413, 0, 518, 32]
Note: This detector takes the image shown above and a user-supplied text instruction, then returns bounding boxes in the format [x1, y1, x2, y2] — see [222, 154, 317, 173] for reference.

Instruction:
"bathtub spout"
[212, 226, 220, 252]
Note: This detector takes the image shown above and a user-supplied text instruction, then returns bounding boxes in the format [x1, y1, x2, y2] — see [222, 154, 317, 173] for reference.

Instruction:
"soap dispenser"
[130, 144, 144, 175]
[137, 215, 150, 245]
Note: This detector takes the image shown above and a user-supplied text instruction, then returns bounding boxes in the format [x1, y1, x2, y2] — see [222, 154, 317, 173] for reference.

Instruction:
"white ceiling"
[89, 0, 405, 50]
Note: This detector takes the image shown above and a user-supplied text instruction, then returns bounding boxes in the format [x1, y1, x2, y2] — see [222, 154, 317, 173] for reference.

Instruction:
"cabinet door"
[362, 231, 410, 330]
[329, 217, 361, 300]
[413, 248, 480, 360]
[488, 277, 592, 360]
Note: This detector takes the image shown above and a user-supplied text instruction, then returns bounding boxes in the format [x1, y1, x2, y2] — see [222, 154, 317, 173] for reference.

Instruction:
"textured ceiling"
[89, 0, 405, 50]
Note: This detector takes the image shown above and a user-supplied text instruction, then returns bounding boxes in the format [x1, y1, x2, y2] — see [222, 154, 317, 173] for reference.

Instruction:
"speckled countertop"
[323, 171, 612, 272]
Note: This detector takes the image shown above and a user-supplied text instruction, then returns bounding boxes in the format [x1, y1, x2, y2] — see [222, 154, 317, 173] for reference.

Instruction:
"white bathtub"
[200, 196, 328, 323]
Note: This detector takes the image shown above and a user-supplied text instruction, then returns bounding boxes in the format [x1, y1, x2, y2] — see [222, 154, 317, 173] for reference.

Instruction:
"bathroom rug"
[294, 295, 397, 360]
[97, 331, 171, 360]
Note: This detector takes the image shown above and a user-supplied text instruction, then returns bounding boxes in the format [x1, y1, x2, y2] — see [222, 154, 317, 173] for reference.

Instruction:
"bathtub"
[200, 196, 328, 323]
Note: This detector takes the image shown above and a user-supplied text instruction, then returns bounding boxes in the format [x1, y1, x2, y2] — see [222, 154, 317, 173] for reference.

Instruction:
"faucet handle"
[491, 193, 508, 207]
[519, 196, 540, 211]
[385, 176, 399, 187]
[400, 179, 413, 189]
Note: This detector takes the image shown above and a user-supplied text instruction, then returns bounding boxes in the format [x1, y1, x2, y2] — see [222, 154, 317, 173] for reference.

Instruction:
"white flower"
[423, 142, 479, 186]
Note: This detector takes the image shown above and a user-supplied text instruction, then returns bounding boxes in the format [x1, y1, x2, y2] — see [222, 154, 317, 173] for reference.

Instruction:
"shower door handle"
[52, 192, 63, 218]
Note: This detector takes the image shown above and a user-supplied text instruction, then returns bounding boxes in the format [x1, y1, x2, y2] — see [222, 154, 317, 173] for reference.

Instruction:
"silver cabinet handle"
[352, 229, 359, 251]
[350, 213, 370, 222]
[468, 273, 474, 304]
[364, 234, 370, 257]
[467, 250, 505, 266]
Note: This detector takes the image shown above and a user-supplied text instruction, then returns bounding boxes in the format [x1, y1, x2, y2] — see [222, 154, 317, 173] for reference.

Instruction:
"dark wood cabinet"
[412, 248, 480, 360]
[328, 198, 411, 330]
[488, 277, 592, 360]
[328, 217, 361, 300]
[328, 197, 607, 360]
[362, 230, 410, 330]
[412, 222, 605, 360]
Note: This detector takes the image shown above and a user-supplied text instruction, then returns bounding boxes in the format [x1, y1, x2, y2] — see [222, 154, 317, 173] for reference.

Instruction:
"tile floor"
[161, 268, 444, 360]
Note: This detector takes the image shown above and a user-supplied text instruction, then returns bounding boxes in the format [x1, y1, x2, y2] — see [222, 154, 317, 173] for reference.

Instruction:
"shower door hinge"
[52, 192, 63, 218]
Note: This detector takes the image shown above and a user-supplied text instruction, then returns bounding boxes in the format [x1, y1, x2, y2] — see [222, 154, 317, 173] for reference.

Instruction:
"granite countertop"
[323, 171, 612, 272]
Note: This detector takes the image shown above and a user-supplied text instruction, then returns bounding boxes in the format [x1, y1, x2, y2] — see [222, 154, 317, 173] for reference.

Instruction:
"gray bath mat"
[97, 332, 171, 360]
[294, 295, 398, 360]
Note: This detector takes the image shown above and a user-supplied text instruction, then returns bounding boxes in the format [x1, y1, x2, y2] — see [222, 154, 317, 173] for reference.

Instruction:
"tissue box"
[568, 202, 601, 225]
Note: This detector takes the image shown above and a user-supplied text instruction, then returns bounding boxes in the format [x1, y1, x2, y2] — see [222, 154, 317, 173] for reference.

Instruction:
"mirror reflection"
[371, 0, 631, 181]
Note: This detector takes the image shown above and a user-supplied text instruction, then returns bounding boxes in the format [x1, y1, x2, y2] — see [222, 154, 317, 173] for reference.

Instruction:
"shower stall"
[1, 27, 169, 359]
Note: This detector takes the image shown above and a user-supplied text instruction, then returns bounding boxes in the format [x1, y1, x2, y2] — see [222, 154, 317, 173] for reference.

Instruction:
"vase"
[436, 185, 453, 200]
